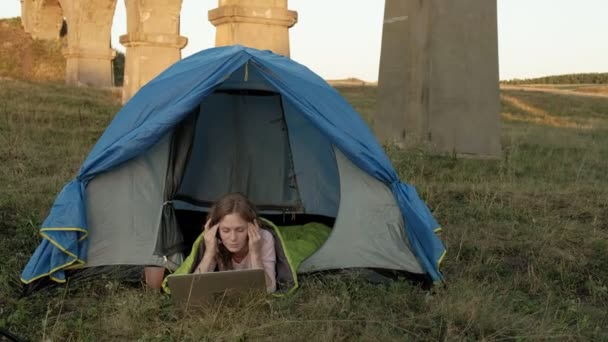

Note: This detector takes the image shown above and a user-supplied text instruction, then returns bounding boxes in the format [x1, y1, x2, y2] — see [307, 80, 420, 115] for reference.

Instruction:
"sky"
[1, 0, 607, 81]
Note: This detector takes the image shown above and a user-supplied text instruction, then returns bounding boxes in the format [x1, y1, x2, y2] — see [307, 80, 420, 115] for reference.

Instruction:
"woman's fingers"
[248, 222, 263, 253]
[204, 224, 219, 252]
[204, 222, 219, 244]
[248, 222, 260, 238]
[209, 223, 219, 235]
[204, 219, 211, 231]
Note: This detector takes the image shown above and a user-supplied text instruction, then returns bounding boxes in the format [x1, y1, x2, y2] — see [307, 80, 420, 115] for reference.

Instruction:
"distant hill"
[502, 73, 608, 85]
[0, 17, 65, 82]
[326, 78, 377, 87]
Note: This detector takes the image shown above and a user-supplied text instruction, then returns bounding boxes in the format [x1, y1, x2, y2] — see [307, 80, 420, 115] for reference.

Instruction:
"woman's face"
[218, 213, 249, 253]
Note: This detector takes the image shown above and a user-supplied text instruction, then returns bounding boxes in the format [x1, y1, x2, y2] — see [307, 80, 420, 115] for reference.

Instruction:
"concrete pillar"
[59, 0, 117, 87]
[375, 0, 501, 158]
[120, 0, 188, 103]
[209, 0, 297, 57]
[31, 0, 63, 40]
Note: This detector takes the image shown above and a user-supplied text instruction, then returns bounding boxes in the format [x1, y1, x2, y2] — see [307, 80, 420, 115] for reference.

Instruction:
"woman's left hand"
[248, 220, 263, 256]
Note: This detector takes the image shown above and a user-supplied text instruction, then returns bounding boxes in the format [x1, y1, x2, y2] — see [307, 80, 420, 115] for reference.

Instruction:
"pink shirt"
[218, 229, 277, 293]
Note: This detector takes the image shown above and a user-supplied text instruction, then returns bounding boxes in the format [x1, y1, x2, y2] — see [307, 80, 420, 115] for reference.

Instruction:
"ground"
[1, 79, 607, 341]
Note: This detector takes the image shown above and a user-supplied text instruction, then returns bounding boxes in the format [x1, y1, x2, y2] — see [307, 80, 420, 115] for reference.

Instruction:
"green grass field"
[1, 79, 607, 341]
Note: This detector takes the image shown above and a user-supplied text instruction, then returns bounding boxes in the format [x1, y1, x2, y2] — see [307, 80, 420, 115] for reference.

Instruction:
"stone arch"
[58, 0, 118, 86]
[30, 0, 63, 40]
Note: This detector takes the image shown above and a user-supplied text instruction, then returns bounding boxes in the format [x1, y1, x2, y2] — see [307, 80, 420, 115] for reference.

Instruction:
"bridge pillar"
[209, 0, 297, 57]
[120, 0, 188, 103]
[59, 0, 117, 87]
[375, 0, 501, 158]
[20, 0, 35, 34]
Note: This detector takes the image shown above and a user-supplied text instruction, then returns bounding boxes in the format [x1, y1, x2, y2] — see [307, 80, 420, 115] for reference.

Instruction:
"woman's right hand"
[203, 219, 220, 257]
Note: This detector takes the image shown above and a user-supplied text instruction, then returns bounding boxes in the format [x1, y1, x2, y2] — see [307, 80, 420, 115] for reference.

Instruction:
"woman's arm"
[248, 223, 277, 292]
[250, 248, 275, 291]
[194, 252, 217, 273]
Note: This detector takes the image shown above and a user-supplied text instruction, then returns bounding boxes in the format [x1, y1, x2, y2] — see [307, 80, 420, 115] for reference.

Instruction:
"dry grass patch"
[501, 94, 592, 129]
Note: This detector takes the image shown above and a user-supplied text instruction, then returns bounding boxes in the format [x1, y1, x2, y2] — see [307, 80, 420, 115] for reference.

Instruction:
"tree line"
[502, 73, 608, 85]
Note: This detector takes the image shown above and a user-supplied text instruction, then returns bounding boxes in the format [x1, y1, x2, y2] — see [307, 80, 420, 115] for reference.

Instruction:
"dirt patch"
[501, 94, 593, 129]
[573, 85, 608, 96]
[501, 84, 608, 99]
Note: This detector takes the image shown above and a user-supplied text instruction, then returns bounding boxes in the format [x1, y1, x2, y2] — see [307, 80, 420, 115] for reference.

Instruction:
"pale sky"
[1, 0, 607, 81]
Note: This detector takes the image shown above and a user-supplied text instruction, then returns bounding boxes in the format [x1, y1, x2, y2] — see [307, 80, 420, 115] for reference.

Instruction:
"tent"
[21, 45, 446, 287]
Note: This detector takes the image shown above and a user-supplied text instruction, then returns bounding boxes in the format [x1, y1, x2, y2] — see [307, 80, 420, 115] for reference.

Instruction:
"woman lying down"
[193, 193, 276, 293]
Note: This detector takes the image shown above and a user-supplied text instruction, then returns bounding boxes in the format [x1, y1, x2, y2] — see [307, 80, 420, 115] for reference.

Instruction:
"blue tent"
[21, 45, 445, 285]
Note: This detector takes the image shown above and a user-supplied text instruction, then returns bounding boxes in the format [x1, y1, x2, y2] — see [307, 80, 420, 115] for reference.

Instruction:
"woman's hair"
[206, 193, 259, 270]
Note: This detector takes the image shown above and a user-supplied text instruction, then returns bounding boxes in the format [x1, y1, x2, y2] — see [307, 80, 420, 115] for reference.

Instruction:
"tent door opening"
[160, 89, 318, 255]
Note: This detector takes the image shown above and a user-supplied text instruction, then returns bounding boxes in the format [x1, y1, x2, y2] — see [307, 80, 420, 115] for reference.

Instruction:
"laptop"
[167, 269, 266, 307]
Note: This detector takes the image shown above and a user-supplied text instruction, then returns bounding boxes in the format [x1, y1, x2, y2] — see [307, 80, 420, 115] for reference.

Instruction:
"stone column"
[120, 0, 188, 103]
[59, 0, 117, 87]
[375, 0, 501, 158]
[31, 0, 63, 40]
[209, 0, 297, 57]
[20, 0, 35, 34]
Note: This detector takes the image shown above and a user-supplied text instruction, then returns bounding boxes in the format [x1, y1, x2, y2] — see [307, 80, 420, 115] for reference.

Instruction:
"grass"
[335, 85, 377, 125]
[1, 79, 607, 341]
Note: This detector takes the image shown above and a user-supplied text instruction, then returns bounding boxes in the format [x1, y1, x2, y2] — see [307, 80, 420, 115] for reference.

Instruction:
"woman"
[193, 193, 277, 293]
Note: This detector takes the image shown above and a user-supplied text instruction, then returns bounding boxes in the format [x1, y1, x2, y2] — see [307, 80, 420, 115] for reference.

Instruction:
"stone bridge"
[19, 0, 297, 102]
[19, 0, 501, 157]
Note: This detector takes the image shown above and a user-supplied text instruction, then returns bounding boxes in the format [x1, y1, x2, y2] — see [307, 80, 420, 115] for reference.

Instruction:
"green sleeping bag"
[162, 218, 331, 294]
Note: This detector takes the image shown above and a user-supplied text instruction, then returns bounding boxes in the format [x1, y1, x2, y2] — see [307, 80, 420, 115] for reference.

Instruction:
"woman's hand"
[195, 219, 220, 273]
[202, 219, 219, 258]
[248, 220, 263, 257]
